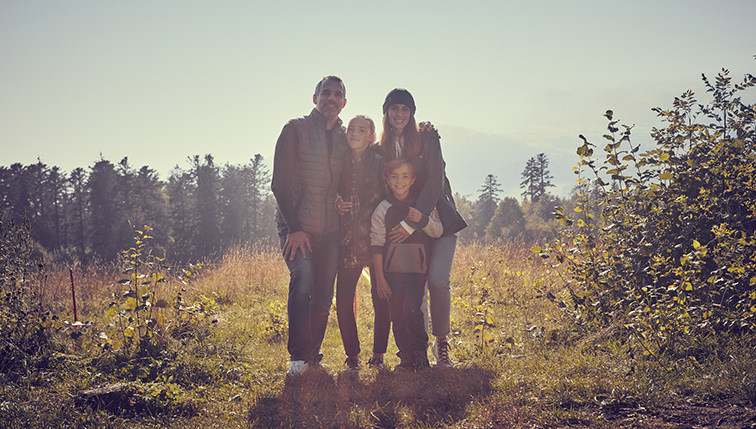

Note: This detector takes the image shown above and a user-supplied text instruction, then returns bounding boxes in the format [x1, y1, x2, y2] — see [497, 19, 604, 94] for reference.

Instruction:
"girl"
[378, 88, 467, 368]
[335, 115, 390, 371]
[371, 158, 443, 371]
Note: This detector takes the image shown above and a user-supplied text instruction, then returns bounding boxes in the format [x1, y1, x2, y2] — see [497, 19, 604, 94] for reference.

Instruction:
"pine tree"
[471, 174, 502, 240]
[520, 153, 554, 202]
[485, 197, 526, 242]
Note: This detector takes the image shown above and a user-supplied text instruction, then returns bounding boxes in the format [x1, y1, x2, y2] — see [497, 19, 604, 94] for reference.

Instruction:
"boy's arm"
[372, 253, 391, 300]
[371, 201, 391, 299]
[421, 207, 444, 238]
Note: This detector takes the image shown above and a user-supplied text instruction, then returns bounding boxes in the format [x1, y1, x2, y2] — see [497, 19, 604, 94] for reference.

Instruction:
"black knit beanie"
[382, 88, 416, 115]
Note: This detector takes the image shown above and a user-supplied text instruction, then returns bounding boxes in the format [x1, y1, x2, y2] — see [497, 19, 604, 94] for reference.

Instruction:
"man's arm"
[271, 123, 303, 233]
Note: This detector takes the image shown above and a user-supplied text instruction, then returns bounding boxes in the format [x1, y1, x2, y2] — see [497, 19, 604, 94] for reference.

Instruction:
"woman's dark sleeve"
[413, 132, 445, 217]
[271, 123, 303, 232]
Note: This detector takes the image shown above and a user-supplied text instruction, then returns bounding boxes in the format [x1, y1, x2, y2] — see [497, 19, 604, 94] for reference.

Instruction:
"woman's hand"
[389, 224, 410, 243]
[408, 207, 422, 223]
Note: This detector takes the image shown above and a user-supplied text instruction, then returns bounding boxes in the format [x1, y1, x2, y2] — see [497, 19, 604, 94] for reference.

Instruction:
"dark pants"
[386, 272, 428, 355]
[336, 265, 391, 358]
[279, 230, 339, 362]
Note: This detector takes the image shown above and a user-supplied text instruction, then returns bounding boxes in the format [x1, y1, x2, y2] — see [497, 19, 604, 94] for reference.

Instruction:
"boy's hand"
[408, 207, 422, 223]
[376, 277, 392, 300]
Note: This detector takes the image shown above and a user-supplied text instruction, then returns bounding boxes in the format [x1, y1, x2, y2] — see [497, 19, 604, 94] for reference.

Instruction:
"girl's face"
[387, 163, 415, 201]
[388, 104, 412, 135]
[346, 118, 374, 156]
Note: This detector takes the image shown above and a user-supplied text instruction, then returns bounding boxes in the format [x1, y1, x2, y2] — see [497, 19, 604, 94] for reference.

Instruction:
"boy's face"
[346, 118, 374, 153]
[387, 163, 415, 201]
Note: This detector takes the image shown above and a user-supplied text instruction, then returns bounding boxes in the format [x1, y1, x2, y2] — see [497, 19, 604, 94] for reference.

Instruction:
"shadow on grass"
[248, 364, 496, 428]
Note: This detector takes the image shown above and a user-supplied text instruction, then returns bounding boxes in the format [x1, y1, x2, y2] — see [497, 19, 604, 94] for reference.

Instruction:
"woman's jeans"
[279, 230, 339, 362]
[422, 234, 457, 338]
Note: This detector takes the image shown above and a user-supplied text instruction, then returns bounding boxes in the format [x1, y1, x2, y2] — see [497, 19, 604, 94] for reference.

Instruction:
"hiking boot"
[432, 338, 454, 368]
[414, 349, 430, 371]
[394, 351, 415, 372]
[367, 357, 385, 370]
[344, 356, 360, 372]
[286, 360, 308, 377]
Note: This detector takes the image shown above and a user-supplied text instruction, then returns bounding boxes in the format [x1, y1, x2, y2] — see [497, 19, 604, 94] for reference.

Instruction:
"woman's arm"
[414, 132, 445, 217]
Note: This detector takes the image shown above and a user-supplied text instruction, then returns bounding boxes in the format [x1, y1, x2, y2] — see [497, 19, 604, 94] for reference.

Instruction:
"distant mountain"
[437, 125, 580, 199]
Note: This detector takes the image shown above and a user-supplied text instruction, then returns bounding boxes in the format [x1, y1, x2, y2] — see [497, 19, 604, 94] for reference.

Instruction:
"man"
[271, 76, 348, 376]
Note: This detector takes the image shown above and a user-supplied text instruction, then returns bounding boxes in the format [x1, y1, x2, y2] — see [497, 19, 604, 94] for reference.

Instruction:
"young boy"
[335, 115, 390, 372]
[370, 159, 443, 371]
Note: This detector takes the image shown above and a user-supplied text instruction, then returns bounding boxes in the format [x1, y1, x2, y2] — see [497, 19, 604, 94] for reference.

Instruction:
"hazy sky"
[2, 0, 755, 197]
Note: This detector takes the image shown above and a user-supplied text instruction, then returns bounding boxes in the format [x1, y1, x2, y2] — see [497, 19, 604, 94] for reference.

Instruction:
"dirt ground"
[559, 403, 756, 428]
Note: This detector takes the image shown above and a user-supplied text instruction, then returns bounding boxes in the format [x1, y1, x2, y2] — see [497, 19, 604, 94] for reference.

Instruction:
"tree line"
[0, 154, 277, 265]
[455, 152, 576, 244]
[0, 150, 572, 265]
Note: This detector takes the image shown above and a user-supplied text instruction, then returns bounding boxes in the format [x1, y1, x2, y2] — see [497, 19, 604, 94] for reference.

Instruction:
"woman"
[378, 88, 467, 367]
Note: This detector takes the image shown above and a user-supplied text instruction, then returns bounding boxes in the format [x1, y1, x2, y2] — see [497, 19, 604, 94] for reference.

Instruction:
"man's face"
[313, 80, 346, 121]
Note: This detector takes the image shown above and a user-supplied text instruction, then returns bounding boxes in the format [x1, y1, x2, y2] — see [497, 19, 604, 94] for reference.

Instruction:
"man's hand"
[376, 277, 392, 300]
[418, 121, 440, 139]
[388, 224, 411, 243]
[283, 231, 311, 261]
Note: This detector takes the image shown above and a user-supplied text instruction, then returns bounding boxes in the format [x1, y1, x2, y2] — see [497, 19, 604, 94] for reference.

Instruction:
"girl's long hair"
[379, 114, 422, 160]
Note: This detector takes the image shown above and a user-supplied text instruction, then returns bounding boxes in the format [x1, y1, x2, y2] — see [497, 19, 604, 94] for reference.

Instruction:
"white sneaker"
[286, 360, 308, 376]
[432, 339, 454, 368]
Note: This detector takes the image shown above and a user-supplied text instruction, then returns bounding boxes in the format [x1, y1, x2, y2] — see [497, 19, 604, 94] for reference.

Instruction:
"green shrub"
[541, 67, 756, 356]
[0, 209, 52, 381]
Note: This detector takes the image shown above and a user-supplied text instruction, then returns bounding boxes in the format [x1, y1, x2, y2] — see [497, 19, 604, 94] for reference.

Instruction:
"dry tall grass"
[4, 241, 755, 428]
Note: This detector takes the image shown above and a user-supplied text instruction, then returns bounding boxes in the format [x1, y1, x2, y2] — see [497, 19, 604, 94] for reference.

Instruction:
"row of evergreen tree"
[0, 155, 277, 265]
[0, 151, 570, 265]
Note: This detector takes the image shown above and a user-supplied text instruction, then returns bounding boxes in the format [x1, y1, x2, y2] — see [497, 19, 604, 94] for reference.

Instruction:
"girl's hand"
[377, 278, 392, 300]
[408, 207, 422, 223]
[336, 197, 352, 215]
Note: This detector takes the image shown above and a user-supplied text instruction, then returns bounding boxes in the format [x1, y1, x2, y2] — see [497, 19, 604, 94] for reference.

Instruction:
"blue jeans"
[336, 265, 391, 358]
[422, 234, 457, 338]
[279, 230, 339, 362]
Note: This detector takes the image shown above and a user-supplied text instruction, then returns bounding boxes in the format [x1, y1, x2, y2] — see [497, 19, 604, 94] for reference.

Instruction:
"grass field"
[2, 242, 755, 428]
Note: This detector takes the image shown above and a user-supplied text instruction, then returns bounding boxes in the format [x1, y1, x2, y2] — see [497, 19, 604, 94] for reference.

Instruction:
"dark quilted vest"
[289, 109, 347, 236]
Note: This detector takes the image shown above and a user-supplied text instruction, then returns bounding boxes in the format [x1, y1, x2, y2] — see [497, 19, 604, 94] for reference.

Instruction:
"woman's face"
[388, 104, 412, 135]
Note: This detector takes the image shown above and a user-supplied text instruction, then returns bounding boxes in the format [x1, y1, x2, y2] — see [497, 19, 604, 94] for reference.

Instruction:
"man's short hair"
[314, 75, 346, 98]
